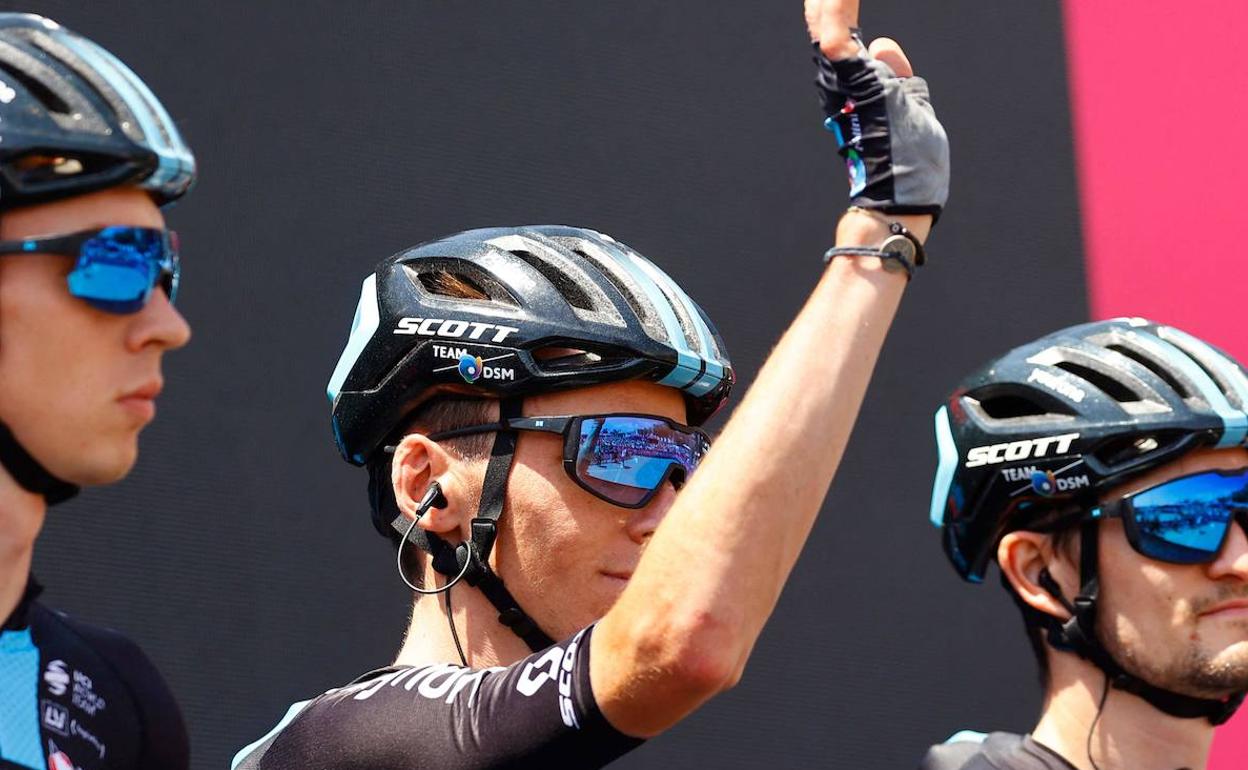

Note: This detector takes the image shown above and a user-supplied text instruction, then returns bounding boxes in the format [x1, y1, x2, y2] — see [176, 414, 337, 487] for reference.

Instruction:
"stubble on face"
[1101, 579, 1248, 698]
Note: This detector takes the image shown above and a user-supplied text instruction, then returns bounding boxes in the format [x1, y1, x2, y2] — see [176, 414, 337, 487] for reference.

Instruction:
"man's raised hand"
[807, 0, 949, 228]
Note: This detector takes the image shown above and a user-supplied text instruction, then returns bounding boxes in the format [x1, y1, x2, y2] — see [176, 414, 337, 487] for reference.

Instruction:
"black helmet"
[328, 225, 734, 465]
[0, 13, 196, 209]
[930, 317, 1248, 724]
[931, 317, 1248, 582]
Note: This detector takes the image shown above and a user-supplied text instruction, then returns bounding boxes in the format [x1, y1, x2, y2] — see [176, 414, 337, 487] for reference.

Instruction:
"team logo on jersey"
[41, 700, 69, 735]
[44, 660, 69, 696]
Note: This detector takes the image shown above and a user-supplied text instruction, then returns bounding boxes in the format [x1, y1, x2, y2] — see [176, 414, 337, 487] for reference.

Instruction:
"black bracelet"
[823, 245, 915, 279]
[843, 207, 928, 266]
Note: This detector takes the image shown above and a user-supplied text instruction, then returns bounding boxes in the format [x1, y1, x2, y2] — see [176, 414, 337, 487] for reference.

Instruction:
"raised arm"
[591, 0, 949, 736]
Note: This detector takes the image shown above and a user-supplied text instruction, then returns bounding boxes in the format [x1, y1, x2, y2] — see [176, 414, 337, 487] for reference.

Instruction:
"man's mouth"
[117, 380, 163, 422]
[1199, 598, 1248, 619]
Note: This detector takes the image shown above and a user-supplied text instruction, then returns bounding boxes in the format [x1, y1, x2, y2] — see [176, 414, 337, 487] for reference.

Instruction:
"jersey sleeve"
[236, 625, 642, 770]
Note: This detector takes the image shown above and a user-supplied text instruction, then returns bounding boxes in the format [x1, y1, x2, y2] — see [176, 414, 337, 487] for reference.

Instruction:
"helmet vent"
[0, 55, 69, 114]
[1104, 343, 1191, 399]
[1091, 430, 1189, 468]
[24, 30, 143, 142]
[507, 249, 596, 312]
[559, 243, 666, 342]
[406, 264, 513, 305]
[1052, 361, 1139, 403]
[975, 393, 1056, 419]
[533, 342, 633, 372]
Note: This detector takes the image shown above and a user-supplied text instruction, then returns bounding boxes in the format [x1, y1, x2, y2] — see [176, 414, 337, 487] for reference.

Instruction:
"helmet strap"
[1039, 520, 1245, 725]
[0, 420, 78, 505]
[393, 397, 555, 653]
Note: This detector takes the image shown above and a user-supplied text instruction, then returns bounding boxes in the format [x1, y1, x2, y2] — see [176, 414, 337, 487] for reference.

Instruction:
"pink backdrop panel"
[1063, 1, 1248, 764]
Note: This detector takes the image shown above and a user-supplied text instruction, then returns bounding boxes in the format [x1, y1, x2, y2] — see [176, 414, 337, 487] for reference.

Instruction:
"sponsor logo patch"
[428, 347, 517, 383]
[394, 317, 519, 344]
[1027, 368, 1086, 403]
[41, 700, 68, 735]
[44, 660, 69, 696]
[965, 433, 1079, 468]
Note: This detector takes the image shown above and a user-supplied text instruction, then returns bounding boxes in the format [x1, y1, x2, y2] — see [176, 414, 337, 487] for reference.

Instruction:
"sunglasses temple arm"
[504, 417, 568, 435]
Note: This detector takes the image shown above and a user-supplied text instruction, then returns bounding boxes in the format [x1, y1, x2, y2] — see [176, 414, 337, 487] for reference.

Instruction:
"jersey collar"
[2, 573, 42, 631]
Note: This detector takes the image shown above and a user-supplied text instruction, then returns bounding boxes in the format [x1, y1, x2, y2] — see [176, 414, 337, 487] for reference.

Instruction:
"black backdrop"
[8, 2, 1088, 767]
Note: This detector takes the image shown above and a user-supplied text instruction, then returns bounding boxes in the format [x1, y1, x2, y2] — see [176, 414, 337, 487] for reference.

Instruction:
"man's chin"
[1179, 640, 1248, 697]
[57, 447, 138, 486]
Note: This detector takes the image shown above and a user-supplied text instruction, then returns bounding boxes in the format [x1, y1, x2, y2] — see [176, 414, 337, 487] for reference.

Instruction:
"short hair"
[994, 505, 1082, 688]
[371, 396, 497, 589]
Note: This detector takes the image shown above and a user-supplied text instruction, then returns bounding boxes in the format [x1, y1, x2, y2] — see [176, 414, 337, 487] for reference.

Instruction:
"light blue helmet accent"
[52, 23, 196, 199]
[1157, 325, 1248, 447]
[624, 248, 727, 396]
[0, 14, 197, 207]
[327, 274, 380, 404]
[930, 405, 958, 527]
[1121, 329, 1248, 448]
[588, 231, 729, 396]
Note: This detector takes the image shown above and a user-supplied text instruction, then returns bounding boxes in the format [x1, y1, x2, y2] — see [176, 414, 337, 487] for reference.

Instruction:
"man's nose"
[126, 287, 192, 353]
[625, 483, 677, 545]
[1208, 512, 1248, 580]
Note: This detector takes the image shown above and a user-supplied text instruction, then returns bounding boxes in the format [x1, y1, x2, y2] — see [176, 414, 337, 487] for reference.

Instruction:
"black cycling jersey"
[919, 732, 1076, 770]
[0, 576, 189, 770]
[232, 625, 643, 770]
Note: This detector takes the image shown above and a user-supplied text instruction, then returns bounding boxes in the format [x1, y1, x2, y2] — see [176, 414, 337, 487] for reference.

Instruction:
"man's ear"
[998, 530, 1078, 622]
[391, 434, 468, 538]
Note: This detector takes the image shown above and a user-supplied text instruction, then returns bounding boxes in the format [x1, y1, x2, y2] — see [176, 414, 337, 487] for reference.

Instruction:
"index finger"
[806, 0, 862, 58]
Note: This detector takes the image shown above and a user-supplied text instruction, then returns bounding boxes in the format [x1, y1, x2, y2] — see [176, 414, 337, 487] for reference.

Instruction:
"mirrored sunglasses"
[0, 225, 179, 314]
[423, 413, 711, 508]
[1094, 468, 1248, 564]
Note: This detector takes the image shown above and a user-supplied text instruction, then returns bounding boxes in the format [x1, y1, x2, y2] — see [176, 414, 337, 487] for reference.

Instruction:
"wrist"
[835, 207, 932, 246]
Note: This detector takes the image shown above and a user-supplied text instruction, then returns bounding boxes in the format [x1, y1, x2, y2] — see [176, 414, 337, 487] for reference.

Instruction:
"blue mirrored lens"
[1130, 470, 1247, 563]
[575, 417, 706, 505]
[66, 226, 177, 314]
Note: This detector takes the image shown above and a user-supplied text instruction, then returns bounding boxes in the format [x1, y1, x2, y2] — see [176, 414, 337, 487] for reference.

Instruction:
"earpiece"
[417, 481, 448, 514]
[395, 480, 475, 595]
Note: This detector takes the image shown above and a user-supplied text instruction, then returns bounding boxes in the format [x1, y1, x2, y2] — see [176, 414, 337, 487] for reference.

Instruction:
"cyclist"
[234, 0, 948, 766]
[924, 319, 1248, 769]
[0, 13, 195, 770]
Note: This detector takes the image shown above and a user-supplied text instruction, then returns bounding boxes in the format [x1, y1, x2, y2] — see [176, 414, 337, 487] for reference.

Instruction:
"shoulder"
[235, 627, 641, 770]
[917, 731, 1022, 770]
[29, 602, 189, 769]
[30, 602, 174, 696]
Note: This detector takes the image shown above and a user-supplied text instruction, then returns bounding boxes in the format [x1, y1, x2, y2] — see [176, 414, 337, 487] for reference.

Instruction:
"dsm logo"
[458, 355, 484, 383]
[457, 354, 515, 385]
[1030, 470, 1090, 497]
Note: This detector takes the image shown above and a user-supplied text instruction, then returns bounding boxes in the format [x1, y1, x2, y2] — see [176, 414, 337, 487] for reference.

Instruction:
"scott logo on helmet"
[964, 433, 1079, 468]
[394, 317, 519, 343]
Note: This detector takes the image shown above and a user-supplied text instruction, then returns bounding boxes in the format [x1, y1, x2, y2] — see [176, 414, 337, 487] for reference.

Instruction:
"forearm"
[594, 210, 920, 733]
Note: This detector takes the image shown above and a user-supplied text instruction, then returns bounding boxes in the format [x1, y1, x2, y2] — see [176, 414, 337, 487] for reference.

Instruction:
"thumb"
[868, 37, 914, 77]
